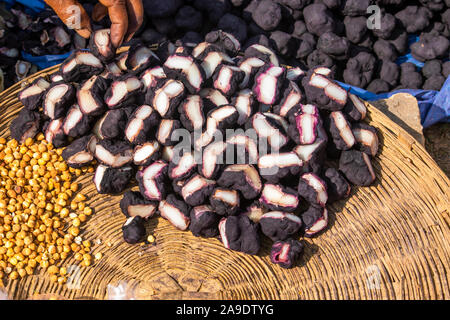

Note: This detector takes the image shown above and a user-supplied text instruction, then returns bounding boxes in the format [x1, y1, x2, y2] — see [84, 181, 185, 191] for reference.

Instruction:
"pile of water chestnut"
[11, 28, 378, 269]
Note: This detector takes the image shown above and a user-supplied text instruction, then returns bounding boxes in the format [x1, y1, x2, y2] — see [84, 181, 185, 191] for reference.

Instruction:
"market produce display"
[10, 27, 381, 269]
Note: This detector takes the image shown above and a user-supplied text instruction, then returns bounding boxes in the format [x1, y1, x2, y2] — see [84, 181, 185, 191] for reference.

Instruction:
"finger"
[99, 0, 128, 48]
[44, 0, 91, 38]
[124, 0, 144, 42]
[92, 3, 107, 22]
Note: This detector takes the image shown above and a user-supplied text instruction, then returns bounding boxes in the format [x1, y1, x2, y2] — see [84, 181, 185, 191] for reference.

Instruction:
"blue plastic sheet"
[1, 0, 45, 14]
[21, 51, 71, 69]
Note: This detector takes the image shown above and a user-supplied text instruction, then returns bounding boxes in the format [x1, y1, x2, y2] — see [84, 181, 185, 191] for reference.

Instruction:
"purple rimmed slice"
[212, 64, 245, 96]
[351, 123, 379, 156]
[163, 53, 205, 94]
[94, 139, 134, 168]
[43, 82, 76, 119]
[146, 79, 185, 118]
[244, 44, 280, 67]
[217, 165, 262, 200]
[231, 89, 257, 126]
[44, 118, 67, 148]
[181, 174, 216, 207]
[178, 95, 205, 132]
[260, 184, 299, 213]
[89, 29, 115, 62]
[258, 152, 303, 183]
[302, 206, 329, 238]
[125, 44, 160, 72]
[209, 188, 240, 216]
[201, 51, 235, 79]
[259, 212, 303, 242]
[238, 57, 265, 89]
[141, 66, 166, 91]
[136, 160, 169, 201]
[327, 111, 356, 150]
[120, 190, 158, 219]
[198, 141, 227, 180]
[225, 134, 259, 165]
[156, 119, 182, 146]
[252, 65, 286, 106]
[77, 75, 108, 116]
[18, 77, 50, 110]
[104, 74, 142, 109]
[133, 141, 161, 167]
[62, 134, 97, 168]
[158, 194, 191, 231]
[125, 105, 160, 145]
[273, 81, 304, 119]
[298, 173, 328, 207]
[168, 151, 196, 181]
[270, 239, 304, 269]
[343, 93, 367, 122]
[62, 104, 91, 138]
[60, 50, 103, 82]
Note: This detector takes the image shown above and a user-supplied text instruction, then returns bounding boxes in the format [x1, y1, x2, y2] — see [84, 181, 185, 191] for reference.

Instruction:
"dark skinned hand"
[44, 0, 144, 48]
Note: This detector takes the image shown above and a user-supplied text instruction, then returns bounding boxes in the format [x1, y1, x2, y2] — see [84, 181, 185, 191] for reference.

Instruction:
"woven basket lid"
[0, 66, 448, 300]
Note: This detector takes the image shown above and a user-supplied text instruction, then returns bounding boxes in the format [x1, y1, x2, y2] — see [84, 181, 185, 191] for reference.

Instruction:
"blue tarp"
[2, 0, 449, 128]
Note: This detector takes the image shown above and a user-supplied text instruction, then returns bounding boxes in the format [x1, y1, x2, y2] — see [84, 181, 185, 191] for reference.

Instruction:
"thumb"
[45, 0, 92, 38]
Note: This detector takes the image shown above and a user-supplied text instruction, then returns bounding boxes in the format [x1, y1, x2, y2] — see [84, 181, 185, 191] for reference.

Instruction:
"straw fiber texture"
[0, 66, 449, 300]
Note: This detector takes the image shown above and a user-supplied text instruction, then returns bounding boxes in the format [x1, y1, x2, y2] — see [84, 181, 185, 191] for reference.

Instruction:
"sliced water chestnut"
[219, 215, 260, 255]
[95, 139, 134, 168]
[105, 62, 123, 78]
[62, 135, 97, 168]
[288, 109, 321, 145]
[116, 52, 129, 71]
[168, 151, 196, 181]
[351, 123, 379, 156]
[78, 75, 108, 116]
[199, 88, 230, 113]
[339, 150, 376, 187]
[212, 64, 245, 96]
[343, 93, 367, 122]
[136, 160, 169, 201]
[210, 188, 240, 216]
[322, 168, 351, 202]
[10, 109, 41, 144]
[301, 206, 328, 238]
[270, 239, 304, 269]
[44, 118, 67, 148]
[226, 134, 259, 165]
[133, 141, 161, 166]
[43, 82, 76, 119]
[244, 44, 280, 67]
[122, 216, 146, 244]
[120, 191, 158, 219]
[244, 201, 268, 223]
[198, 141, 227, 179]
[218, 165, 262, 200]
[302, 72, 348, 111]
[125, 105, 160, 145]
[18, 77, 50, 110]
[158, 194, 191, 231]
[258, 152, 303, 183]
[146, 79, 185, 118]
[50, 73, 64, 83]
[163, 53, 205, 94]
[89, 29, 115, 62]
[248, 113, 289, 151]
[104, 75, 142, 109]
[125, 44, 160, 72]
[93, 107, 134, 140]
[157, 119, 181, 146]
[60, 50, 104, 82]
[273, 81, 304, 119]
[62, 104, 91, 138]
[231, 89, 257, 126]
[326, 111, 356, 151]
[141, 66, 166, 91]
[252, 65, 286, 106]
[293, 135, 327, 173]
[298, 173, 328, 207]
[259, 212, 302, 241]
[238, 57, 265, 89]
[181, 174, 216, 207]
[178, 95, 205, 132]
[260, 184, 299, 213]
[200, 51, 235, 79]
[189, 205, 220, 238]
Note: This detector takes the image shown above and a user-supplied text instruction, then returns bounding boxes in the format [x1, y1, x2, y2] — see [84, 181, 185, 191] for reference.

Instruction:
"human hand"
[44, 0, 144, 48]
